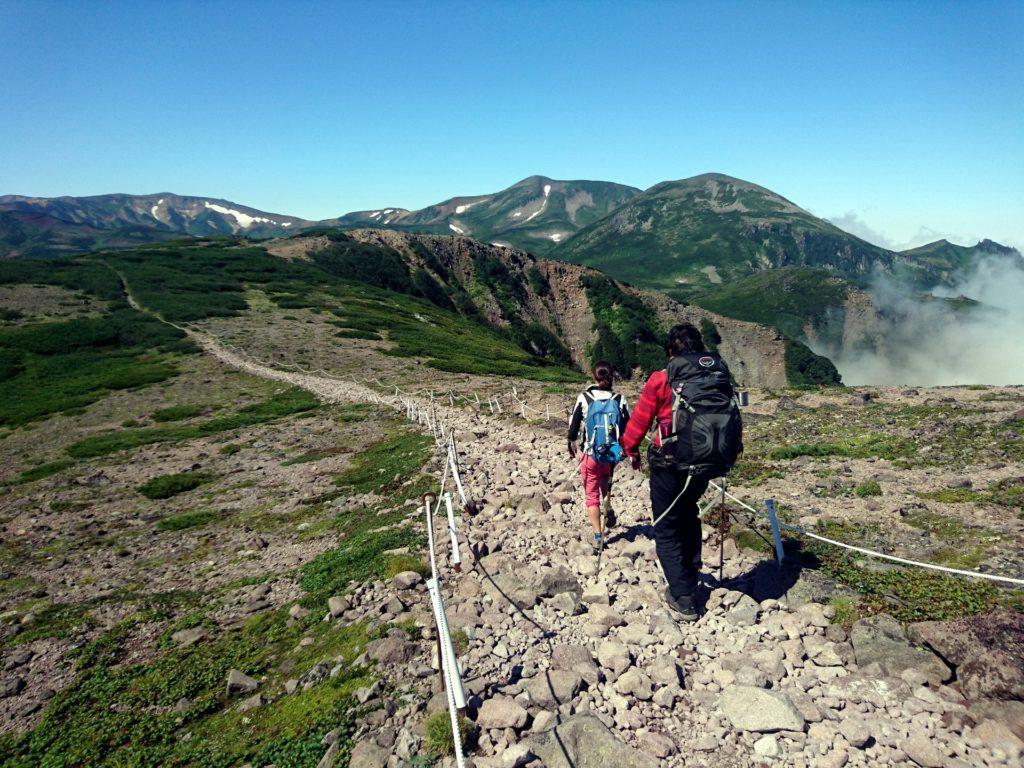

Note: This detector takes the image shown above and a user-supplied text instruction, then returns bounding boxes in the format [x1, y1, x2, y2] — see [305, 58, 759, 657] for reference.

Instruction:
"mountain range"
[3, 175, 1018, 375]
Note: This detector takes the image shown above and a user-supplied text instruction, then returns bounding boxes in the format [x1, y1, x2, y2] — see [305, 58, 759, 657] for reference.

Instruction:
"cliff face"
[273, 230, 793, 388]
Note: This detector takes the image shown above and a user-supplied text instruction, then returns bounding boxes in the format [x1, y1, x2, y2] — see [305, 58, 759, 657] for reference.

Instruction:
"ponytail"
[592, 360, 614, 390]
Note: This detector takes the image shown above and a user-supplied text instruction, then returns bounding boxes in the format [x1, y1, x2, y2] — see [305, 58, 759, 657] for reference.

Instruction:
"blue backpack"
[584, 393, 625, 464]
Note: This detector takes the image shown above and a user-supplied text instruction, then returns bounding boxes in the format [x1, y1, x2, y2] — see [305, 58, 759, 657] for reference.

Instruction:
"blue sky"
[2, 0, 1021, 250]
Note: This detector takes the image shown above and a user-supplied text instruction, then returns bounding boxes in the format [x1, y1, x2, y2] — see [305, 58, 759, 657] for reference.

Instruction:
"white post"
[443, 493, 462, 573]
[766, 499, 785, 567]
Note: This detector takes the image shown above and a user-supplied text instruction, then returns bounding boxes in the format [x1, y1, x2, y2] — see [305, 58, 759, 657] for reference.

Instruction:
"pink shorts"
[580, 454, 614, 507]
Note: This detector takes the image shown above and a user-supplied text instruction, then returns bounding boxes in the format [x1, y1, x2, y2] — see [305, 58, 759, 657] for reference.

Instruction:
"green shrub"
[384, 554, 429, 578]
[157, 510, 218, 531]
[138, 472, 211, 500]
[68, 387, 318, 458]
[422, 710, 472, 758]
[12, 459, 75, 485]
[854, 480, 882, 497]
[332, 431, 433, 495]
[152, 404, 206, 422]
[828, 596, 858, 627]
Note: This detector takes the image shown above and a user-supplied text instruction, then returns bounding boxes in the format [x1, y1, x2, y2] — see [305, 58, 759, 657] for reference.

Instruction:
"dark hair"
[666, 323, 705, 356]
[592, 360, 614, 389]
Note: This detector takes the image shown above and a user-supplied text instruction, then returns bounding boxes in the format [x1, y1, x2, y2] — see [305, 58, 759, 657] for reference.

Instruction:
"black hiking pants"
[650, 465, 709, 599]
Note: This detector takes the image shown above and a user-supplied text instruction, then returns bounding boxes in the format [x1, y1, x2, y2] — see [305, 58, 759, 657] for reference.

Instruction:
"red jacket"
[621, 370, 673, 457]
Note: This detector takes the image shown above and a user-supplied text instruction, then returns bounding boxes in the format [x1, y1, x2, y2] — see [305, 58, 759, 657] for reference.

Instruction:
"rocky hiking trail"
[171, 324, 1024, 768]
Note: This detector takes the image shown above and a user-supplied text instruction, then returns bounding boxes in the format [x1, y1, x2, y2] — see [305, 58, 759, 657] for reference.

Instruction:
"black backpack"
[661, 353, 741, 479]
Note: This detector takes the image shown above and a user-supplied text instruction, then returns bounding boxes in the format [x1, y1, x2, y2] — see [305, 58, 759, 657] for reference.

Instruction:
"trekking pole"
[717, 479, 728, 582]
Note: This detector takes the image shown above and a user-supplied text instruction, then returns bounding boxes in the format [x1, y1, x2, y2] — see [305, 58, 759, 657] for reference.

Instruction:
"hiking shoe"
[591, 535, 603, 555]
[664, 587, 698, 622]
[602, 501, 617, 530]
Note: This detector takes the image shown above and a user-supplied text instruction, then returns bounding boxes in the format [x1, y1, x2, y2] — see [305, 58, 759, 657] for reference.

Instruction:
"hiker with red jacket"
[621, 323, 743, 621]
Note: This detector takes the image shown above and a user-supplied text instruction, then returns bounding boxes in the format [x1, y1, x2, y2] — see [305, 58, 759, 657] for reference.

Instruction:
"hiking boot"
[664, 587, 698, 622]
[602, 500, 617, 529]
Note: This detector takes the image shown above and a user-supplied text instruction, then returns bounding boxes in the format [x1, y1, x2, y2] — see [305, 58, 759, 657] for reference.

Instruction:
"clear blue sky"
[2, 0, 1021, 250]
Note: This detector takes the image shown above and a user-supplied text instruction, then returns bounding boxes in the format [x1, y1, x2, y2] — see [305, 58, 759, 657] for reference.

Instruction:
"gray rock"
[530, 714, 658, 768]
[226, 669, 259, 696]
[367, 633, 417, 665]
[547, 591, 583, 616]
[327, 595, 350, 618]
[649, 655, 682, 687]
[236, 692, 262, 712]
[502, 742, 536, 768]
[0, 676, 25, 698]
[597, 640, 631, 678]
[316, 743, 339, 768]
[393, 571, 423, 590]
[637, 731, 676, 757]
[753, 734, 780, 758]
[581, 582, 610, 605]
[839, 717, 872, 748]
[900, 732, 945, 767]
[551, 643, 600, 685]
[348, 739, 389, 768]
[527, 669, 583, 708]
[587, 605, 625, 629]
[477, 696, 529, 730]
[614, 669, 653, 701]
[171, 627, 206, 647]
[538, 566, 582, 597]
[850, 614, 951, 684]
[717, 685, 805, 733]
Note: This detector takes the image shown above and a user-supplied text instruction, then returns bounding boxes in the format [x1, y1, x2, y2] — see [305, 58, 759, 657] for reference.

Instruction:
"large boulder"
[551, 643, 600, 686]
[367, 632, 417, 665]
[349, 739, 389, 768]
[477, 696, 529, 730]
[909, 609, 1024, 701]
[717, 685, 806, 733]
[526, 669, 583, 708]
[850, 614, 951, 684]
[538, 566, 582, 597]
[530, 714, 658, 768]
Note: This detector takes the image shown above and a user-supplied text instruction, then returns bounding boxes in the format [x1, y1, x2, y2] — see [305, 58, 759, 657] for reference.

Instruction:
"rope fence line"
[707, 482, 1024, 587]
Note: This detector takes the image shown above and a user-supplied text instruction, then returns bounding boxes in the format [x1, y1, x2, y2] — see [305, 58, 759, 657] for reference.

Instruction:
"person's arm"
[621, 375, 660, 458]
[567, 395, 584, 456]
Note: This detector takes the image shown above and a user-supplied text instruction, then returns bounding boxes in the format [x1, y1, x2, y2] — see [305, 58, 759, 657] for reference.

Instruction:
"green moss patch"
[157, 510, 219, 532]
[138, 472, 212, 500]
[67, 386, 319, 459]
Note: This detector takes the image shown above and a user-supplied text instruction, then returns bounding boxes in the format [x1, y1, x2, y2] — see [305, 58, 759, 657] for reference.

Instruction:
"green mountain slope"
[895, 238, 1023, 288]
[550, 173, 893, 295]
[327, 176, 641, 254]
[693, 267, 855, 340]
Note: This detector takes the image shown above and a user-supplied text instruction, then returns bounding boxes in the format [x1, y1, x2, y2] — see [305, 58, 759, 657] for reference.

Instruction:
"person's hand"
[630, 455, 641, 471]
[736, 441, 745, 458]
[568, 442, 577, 460]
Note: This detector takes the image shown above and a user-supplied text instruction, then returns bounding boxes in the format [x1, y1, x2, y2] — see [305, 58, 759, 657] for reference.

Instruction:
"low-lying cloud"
[824, 253, 1024, 386]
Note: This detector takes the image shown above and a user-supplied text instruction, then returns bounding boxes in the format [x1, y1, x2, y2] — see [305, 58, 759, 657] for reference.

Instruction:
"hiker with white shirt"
[567, 361, 631, 554]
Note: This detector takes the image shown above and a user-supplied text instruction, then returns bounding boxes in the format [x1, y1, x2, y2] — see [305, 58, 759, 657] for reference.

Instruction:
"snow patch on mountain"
[511, 211, 522, 218]
[455, 201, 478, 214]
[449, 223, 465, 235]
[549, 233, 563, 243]
[543, 184, 551, 197]
[204, 202, 278, 229]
